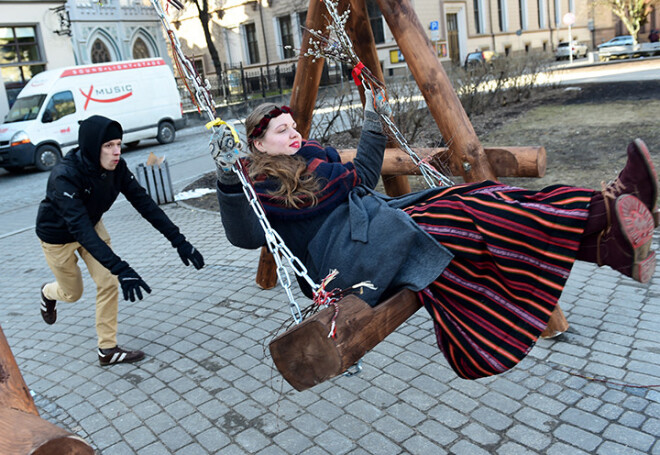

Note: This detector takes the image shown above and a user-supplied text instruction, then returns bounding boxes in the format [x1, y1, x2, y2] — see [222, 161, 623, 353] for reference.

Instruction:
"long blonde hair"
[246, 103, 320, 208]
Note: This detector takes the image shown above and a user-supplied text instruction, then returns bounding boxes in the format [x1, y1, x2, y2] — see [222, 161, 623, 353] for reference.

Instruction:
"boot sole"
[632, 138, 659, 227]
[616, 194, 656, 283]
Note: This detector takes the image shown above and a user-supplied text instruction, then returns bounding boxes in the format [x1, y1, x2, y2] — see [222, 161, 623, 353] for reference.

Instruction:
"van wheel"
[35, 145, 61, 172]
[157, 122, 175, 144]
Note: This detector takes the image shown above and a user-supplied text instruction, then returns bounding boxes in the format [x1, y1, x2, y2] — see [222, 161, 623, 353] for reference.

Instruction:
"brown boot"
[601, 138, 659, 226]
[578, 194, 656, 283]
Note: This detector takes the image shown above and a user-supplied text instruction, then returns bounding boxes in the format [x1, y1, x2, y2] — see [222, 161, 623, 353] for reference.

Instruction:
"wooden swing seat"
[269, 288, 568, 391]
[269, 291, 420, 391]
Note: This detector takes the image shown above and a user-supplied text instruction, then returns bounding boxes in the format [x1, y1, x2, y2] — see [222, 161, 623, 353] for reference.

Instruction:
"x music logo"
[80, 84, 133, 110]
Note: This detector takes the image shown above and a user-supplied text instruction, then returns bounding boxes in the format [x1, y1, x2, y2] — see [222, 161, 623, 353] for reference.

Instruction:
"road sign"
[430, 21, 439, 31]
[563, 12, 575, 26]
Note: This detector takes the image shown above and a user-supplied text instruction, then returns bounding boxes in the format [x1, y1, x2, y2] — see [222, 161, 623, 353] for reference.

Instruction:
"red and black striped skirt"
[403, 181, 593, 380]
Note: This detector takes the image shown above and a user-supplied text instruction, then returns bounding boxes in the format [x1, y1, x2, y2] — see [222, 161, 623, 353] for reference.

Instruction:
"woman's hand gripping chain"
[365, 84, 392, 118]
[207, 118, 245, 172]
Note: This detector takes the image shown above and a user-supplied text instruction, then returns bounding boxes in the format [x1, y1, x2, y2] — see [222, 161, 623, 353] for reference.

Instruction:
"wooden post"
[289, 0, 350, 138]
[346, 0, 411, 196]
[375, 0, 497, 183]
[0, 326, 94, 454]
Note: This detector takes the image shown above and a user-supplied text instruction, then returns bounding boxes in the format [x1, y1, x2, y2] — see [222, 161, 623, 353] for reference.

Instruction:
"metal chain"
[308, 0, 454, 188]
[150, 0, 317, 323]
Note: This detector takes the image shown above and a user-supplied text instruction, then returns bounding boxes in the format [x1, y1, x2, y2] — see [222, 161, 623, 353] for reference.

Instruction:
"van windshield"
[4, 94, 47, 123]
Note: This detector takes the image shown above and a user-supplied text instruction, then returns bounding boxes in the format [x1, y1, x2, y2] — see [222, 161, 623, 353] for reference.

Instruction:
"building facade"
[168, 0, 658, 78]
[0, 0, 76, 119]
[66, 0, 169, 66]
[0, 0, 170, 119]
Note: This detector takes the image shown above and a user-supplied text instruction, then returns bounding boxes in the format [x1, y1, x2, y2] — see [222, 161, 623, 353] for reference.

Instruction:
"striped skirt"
[403, 181, 593, 380]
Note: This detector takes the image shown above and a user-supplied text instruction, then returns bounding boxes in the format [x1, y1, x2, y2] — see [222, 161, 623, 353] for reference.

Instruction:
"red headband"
[248, 105, 292, 141]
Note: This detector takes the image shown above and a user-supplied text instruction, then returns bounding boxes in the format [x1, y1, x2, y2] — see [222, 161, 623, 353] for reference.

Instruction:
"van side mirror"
[42, 111, 53, 123]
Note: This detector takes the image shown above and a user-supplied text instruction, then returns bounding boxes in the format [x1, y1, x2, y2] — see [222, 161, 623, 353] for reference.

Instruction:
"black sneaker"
[98, 346, 145, 366]
[40, 284, 57, 325]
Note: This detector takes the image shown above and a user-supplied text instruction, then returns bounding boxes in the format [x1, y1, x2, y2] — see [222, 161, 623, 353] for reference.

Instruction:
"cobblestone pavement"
[3, 197, 660, 454]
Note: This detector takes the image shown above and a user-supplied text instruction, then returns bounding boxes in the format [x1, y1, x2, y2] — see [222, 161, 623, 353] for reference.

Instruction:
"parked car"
[597, 35, 634, 61]
[555, 41, 589, 60]
[464, 50, 498, 68]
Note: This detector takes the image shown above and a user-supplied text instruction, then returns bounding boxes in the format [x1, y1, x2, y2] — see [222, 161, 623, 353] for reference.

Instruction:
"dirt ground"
[183, 79, 660, 211]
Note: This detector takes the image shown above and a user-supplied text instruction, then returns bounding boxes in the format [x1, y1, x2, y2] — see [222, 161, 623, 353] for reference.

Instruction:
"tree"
[592, 0, 660, 44]
[180, 0, 224, 82]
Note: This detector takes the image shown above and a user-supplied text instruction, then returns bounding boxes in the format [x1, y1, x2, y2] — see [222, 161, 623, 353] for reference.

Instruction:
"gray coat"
[216, 129, 453, 306]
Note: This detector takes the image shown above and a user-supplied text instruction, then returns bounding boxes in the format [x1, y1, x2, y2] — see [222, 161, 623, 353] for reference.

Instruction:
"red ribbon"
[351, 62, 365, 86]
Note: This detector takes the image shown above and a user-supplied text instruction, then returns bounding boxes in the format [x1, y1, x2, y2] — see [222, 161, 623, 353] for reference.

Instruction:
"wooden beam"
[0, 326, 38, 415]
[0, 407, 94, 455]
[338, 145, 547, 178]
[0, 325, 94, 453]
[346, 0, 411, 196]
[375, 0, 496, 183]
[289, 0, 344, 138]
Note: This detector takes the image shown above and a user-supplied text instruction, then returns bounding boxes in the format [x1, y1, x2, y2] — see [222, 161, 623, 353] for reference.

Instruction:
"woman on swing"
[215, 91, 658, 380]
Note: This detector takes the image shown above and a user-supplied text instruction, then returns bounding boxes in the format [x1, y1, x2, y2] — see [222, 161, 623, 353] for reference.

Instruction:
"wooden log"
[0, 407, 94, 455]
[375, 0, 496, 183]
[337, 146, 547, 178]
[289, 0, 349, 138]
[0, 325, 95, 453]
[0, 326, 38, 415]
[346, 0, 411, 196]
[269, 290, 421, 391]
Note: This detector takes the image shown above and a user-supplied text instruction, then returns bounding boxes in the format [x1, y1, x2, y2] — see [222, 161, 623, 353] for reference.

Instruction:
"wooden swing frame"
[267, 0, 568, 391]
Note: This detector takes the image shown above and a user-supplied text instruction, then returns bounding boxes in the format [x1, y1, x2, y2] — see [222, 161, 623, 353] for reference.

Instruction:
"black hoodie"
[36, 115, 184, 274]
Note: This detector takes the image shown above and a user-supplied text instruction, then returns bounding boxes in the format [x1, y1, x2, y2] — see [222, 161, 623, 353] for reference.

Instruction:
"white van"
[0, 58, 185, 172]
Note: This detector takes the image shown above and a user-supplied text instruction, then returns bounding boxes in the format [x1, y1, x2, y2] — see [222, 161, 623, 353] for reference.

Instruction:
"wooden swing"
[267, 0, 568, 391]
[0, 326, 94, 453]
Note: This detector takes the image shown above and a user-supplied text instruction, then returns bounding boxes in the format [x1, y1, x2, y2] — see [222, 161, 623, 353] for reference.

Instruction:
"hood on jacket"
[78, 115, 123, 171]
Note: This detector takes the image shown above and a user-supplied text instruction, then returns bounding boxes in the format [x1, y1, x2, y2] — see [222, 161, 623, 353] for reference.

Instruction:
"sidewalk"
[3, 199, 660, 454]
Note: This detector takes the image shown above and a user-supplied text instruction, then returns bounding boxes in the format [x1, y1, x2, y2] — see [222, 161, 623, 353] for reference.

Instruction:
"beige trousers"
[40, 220, 119, 349]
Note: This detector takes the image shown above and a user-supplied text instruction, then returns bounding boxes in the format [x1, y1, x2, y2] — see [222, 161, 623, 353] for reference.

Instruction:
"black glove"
[177, 241, 205, 269]
[117, 266, 151, 302]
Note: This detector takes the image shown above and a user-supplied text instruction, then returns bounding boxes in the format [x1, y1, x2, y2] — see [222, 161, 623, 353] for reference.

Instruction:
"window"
[91, 39, 112, 63]
[278, 16, 295, 59]
[42, 91, 76, 123]
[497, 0, 507, 31]
[554, 0, 561, 26]
[132, 37, 151, 59]
[367, 0, 385, 43]
[0, 26, 45, 107]
[245, 23, 260, 64]
[297, 11, 307, 41]
[193, 58, 204, 78]
[0, 26, 41, 64]
[474, 0, 483, 34]
[537, 0, 545, 28]
[4, 94, 46, 123]
[519, 0, 527, 30]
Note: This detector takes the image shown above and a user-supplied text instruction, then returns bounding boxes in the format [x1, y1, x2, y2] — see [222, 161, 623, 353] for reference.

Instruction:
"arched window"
[91, 39, 111, 63]
[132, 37, 151, 59]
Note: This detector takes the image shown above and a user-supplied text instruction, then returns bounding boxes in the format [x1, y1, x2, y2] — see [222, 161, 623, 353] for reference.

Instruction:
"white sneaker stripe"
[110, 352, 123, 364]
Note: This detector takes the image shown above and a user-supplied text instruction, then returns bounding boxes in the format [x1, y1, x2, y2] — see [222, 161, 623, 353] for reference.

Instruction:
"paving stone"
[5, 172, 660, 455]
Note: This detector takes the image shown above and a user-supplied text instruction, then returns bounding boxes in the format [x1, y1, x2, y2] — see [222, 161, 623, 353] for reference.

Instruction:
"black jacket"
[36, 115, 185, 274]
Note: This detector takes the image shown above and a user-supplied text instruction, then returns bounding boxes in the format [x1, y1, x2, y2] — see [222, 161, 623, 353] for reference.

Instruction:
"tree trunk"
[194, 0, 224, 79]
